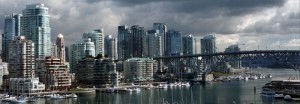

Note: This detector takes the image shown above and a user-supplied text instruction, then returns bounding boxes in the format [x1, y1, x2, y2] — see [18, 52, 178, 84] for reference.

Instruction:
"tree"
[95, 54, 103, 59]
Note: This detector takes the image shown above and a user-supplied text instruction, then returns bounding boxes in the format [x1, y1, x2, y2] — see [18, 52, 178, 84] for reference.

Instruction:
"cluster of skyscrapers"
[0, 4, 219, 90]
[117, 24, 199, 60]
[1, 4, 71, 91]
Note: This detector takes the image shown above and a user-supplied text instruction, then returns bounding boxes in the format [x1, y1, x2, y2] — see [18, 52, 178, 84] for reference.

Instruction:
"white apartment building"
[123, 58, 157, 82]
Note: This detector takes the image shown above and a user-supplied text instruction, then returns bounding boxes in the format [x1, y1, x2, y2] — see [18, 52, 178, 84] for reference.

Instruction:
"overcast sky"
[0, 0, 299, 52]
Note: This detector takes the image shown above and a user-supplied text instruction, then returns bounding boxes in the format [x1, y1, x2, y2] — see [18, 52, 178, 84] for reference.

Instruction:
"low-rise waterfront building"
[0, 59, 9, 88]
[123, 58, 157, 82]
[36, 56, 72, 91]
[94, 59, 118, 87]
[9, 77, 45, 94]
[75, 57, 119, 87]
[75, 57, 95, 86]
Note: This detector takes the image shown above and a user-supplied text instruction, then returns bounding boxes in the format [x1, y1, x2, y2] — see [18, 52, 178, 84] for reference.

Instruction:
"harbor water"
[1, 68, 300, 104]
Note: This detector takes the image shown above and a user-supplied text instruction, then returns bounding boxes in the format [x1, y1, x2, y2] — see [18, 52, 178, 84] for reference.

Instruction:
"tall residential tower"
[83, 29, 104, 57]
[56, 34, 65, 63]
[117, 25, 131, 60]
[104, 35, 118, 60]
[8, 36, 35, 78]
[166, 30, 182, 56]
[182, 34, 196, 55]
[201, 34, 216, 54]
[22, 4, 51, 59]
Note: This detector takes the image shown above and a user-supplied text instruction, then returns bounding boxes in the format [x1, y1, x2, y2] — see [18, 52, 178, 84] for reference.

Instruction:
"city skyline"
[0, 0, 299, 52]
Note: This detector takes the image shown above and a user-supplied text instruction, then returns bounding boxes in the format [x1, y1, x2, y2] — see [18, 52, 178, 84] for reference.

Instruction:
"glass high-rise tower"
[166, 30, 182, 56]
[22, 4, 51, 59]
[117, 25, 131, 60]
[153, 23, 167, 56]
[200, 34, 216, 54]
[131, 25, 146, 57]
[105, 35, 118, 60]
[56, 34, 65, 63]
[83, 29, 104, 57]
[2, 13, 22, 62]
[182, 34, 196, 55]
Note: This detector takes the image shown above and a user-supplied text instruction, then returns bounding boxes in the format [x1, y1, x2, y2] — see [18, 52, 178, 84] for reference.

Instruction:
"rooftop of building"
[26, 4, 47, 9]
[126, 57, 155, 61]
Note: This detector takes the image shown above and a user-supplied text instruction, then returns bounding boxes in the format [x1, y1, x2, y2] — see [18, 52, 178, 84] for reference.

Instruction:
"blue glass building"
[117, 25, 131, 60]
[22, 4, 51, 59]
[182, 34, 196, 55]
[166, 30, 182, 56]
[200, 34, 216, 54]
[2, 13, 22, 62]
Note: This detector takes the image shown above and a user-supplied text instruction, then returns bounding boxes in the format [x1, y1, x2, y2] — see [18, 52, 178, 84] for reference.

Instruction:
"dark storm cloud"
[113, 0, 286, 14]
[110, 0, 288, 36]
[0, 0, 298, 49]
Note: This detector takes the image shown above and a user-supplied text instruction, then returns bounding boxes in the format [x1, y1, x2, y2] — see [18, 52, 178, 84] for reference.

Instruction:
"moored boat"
[243, 76, 249, 81]
[274, 94, 284, 99]
[158, 84, 168, 89]
[267, 74, 272, 78]
[50, 94, 65, 100]
[133, 88, 141, 92]
[106, 87, 115, 93]
[66, 93, 78, 98]
[284, 95, 292, 101]
[3, 96, 27, 103]
[181, 82, 190, 87]
[260, 88, 275, 98]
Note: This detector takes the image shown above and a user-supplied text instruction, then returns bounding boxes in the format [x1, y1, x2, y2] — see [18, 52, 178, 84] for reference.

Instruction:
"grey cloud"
[113, 0, 286, 16]
[0, 0, 298, 50]
[115, 0, 288, 36]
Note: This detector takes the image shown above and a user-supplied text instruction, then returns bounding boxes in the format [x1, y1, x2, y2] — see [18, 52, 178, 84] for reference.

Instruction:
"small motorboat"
[158, 84, 168, 89]
[274, 94, 284, 99]
[260, 88, 275, 98]
[181, 82, 190, 87]
[106, 87, 115, 93]
[284, 95, 292, 101]
[4, 96, 27, 103]
[50, 94, 65, 100]
[132, 88, 141, 92]
[267, 74, 272, 78]
[66, 93, 78, 98]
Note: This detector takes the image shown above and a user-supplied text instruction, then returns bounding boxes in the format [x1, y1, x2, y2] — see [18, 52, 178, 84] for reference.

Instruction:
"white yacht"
[133, 88, 141, 92]
[267, 74, 272, 78]
[243, 76, 249, 81]
[284, 95, 292, 101]
[50, 94, 65, 100]
[168, 83, 175, 87]
[66, 93, 78, 98]
[2, 96, 16, 102]
[3, 96, 27, 103]
[158, 84, 168, 89]
[181, 82, 190, 87]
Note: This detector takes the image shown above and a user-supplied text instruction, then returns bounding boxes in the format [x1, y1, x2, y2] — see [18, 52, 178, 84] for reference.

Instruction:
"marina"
[0, 68, 299, 104]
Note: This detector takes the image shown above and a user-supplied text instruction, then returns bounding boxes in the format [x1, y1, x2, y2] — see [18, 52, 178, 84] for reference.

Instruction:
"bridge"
[153, 50, 300, 73]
